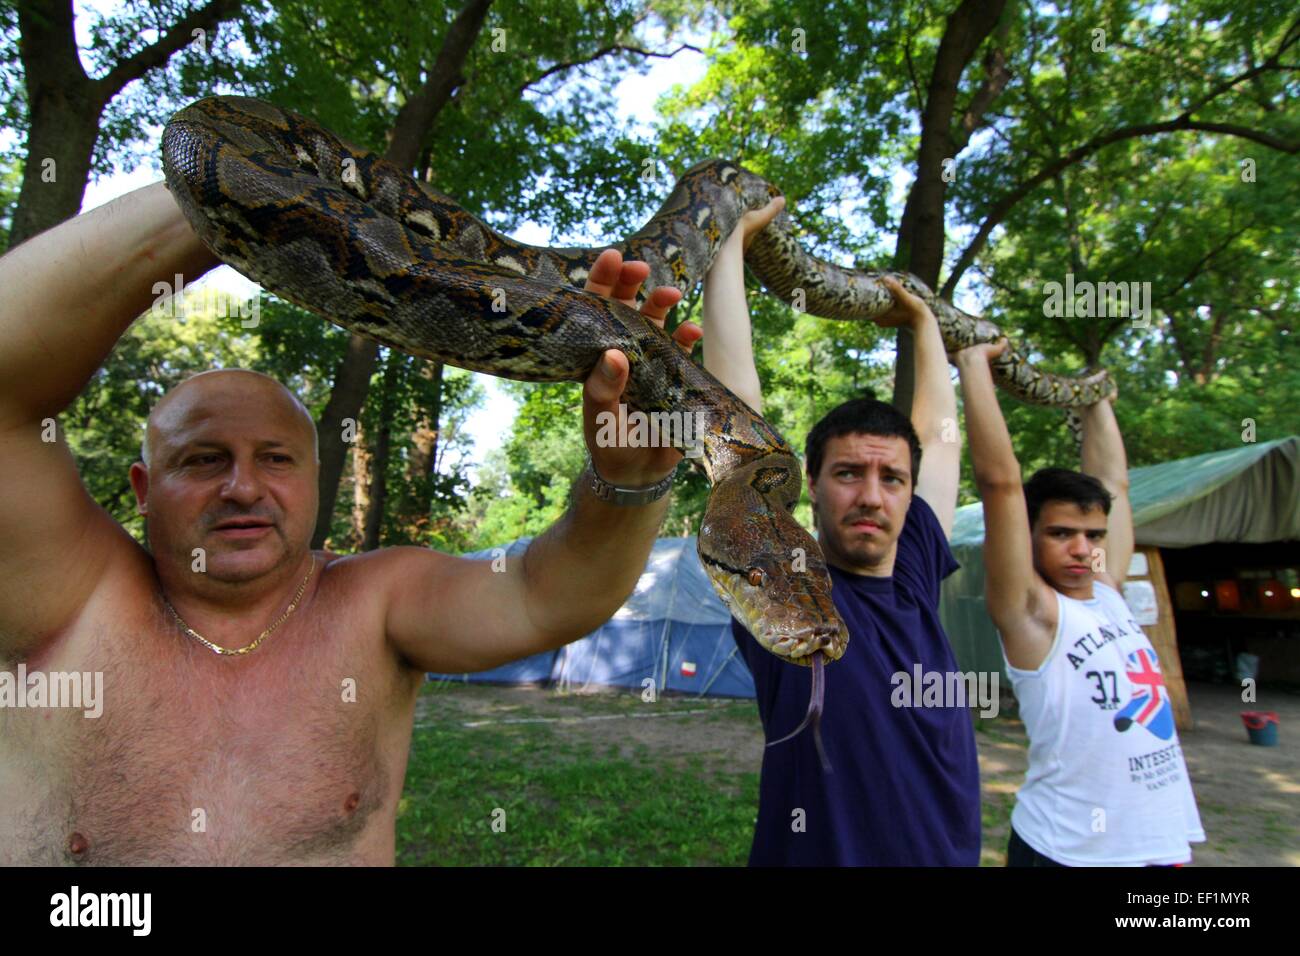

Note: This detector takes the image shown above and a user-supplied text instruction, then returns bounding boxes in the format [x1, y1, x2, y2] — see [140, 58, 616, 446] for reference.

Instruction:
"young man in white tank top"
[954, 340, 1204, 867]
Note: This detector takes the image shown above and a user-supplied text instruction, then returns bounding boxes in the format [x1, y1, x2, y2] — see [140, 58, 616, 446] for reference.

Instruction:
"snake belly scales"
[161, 96, 1115, 769]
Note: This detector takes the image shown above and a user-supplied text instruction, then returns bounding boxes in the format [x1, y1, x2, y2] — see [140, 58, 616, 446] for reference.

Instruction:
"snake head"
[697, 461, 849, 665]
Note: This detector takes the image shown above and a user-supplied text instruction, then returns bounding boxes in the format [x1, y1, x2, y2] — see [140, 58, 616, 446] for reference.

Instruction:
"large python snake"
[162, 96, 1114, 765]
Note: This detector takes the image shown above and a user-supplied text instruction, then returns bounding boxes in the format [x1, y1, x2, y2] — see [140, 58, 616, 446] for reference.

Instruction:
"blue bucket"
[1241, 712, 1279, 746]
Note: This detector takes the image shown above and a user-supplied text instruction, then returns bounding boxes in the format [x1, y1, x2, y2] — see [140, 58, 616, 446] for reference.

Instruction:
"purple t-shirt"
[731, 494, 980, 866]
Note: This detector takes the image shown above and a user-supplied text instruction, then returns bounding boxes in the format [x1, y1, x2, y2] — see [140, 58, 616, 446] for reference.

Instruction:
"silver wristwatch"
[586, 457, 677, 505]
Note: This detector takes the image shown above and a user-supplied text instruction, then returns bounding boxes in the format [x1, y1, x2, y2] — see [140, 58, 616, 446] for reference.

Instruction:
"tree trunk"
[362, 352, 401, 550]
[310, 0, 494, 547]
[10, 0, 98, 246]
[9, 0, 244, 246]
[362, 417, 391, 550]
[351, 418, 372, 547]
[312, 333, 381, 548]
[9, 92, 103, 247]
[397, 360, 445, 539]
[891, 0, 1009, 412]
[384, 0, 494, 171]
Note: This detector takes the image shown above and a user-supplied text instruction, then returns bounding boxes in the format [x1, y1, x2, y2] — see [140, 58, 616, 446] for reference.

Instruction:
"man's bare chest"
[0, 586, 418, 865]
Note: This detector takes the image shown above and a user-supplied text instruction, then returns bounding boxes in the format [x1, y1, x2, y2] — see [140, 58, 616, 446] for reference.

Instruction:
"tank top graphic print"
[1005, 582, 1205, 866]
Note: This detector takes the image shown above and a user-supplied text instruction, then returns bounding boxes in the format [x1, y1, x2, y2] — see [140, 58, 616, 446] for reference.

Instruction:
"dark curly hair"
[1023, 467, 1113, 527]
[804, 396, 922, 485]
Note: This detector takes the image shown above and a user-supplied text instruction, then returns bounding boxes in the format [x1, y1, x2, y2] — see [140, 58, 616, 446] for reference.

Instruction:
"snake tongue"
[765, 653, 832, 773]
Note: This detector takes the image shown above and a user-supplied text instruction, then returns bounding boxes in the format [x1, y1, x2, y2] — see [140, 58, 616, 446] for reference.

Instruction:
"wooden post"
[1129, 546, 1193, 730]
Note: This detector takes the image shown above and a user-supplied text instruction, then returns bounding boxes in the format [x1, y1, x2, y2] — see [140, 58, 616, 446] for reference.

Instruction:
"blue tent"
[429, 536, 756, 698]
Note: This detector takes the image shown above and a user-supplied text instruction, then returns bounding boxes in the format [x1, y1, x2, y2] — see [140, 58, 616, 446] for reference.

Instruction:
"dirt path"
[1175, 681, 1299, 865]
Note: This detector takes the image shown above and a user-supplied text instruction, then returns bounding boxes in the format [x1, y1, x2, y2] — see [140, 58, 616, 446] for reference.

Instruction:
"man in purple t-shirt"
[700, 198, 979, 865]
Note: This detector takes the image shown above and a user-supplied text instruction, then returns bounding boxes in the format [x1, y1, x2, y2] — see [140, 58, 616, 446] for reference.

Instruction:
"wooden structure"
[1128, 545, 1192, 731]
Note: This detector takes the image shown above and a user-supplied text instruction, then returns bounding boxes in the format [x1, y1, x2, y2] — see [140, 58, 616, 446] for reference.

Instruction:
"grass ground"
[395, 679, 1299, 866]
[396, 683, 760, 865]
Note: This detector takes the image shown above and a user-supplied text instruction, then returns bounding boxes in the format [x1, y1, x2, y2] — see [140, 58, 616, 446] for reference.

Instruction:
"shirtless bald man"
[0, 180, 698, 865]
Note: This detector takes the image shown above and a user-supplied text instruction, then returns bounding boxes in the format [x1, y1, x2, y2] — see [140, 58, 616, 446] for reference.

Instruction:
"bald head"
[141, 369, 319, 469]
[130, 368, 320, 585]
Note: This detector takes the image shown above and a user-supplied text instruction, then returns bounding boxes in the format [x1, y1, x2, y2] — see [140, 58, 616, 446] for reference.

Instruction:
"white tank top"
[1005, 582, 1205, 866]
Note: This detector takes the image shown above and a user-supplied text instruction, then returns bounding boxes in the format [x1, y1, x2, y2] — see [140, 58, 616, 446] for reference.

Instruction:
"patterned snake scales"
[162, 96, 1114, 767]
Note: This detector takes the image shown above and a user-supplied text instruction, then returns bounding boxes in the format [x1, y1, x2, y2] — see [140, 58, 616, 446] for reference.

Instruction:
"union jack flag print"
[1113, 648, 1174, 740]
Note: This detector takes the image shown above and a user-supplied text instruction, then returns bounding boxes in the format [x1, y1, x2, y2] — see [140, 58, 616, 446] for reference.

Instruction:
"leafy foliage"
[13, 0, 1299, 552]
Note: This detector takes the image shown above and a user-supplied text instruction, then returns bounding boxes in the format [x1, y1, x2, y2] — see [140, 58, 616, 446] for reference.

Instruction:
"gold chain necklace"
[162, 555, 316, 657]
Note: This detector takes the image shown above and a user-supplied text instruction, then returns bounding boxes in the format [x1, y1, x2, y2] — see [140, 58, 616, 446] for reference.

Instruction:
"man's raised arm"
[878, 278, 960, 537]
[698, 198, 784, 413]
[379, 250, 698, 674]
[954, 342, 1057, 671]
[0, 182, 218, 428]
[1080, 398, 1134, 590]
[0, 183, 218, 658]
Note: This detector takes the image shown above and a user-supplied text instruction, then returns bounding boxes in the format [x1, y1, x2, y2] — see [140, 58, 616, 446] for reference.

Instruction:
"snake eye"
[747, 567, 766, 587]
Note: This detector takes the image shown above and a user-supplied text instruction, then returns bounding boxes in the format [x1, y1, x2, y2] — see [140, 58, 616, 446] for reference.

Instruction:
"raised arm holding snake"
[0, 178, 690, 864]
[154, 94, 1121, 764]
[698, 184, 981, 865]
[159, 96, 1115, 680]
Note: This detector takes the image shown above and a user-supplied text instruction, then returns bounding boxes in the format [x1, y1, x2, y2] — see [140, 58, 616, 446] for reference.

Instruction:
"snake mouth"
[711, 569, 849, 663]
[769, 625, 845, 662]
